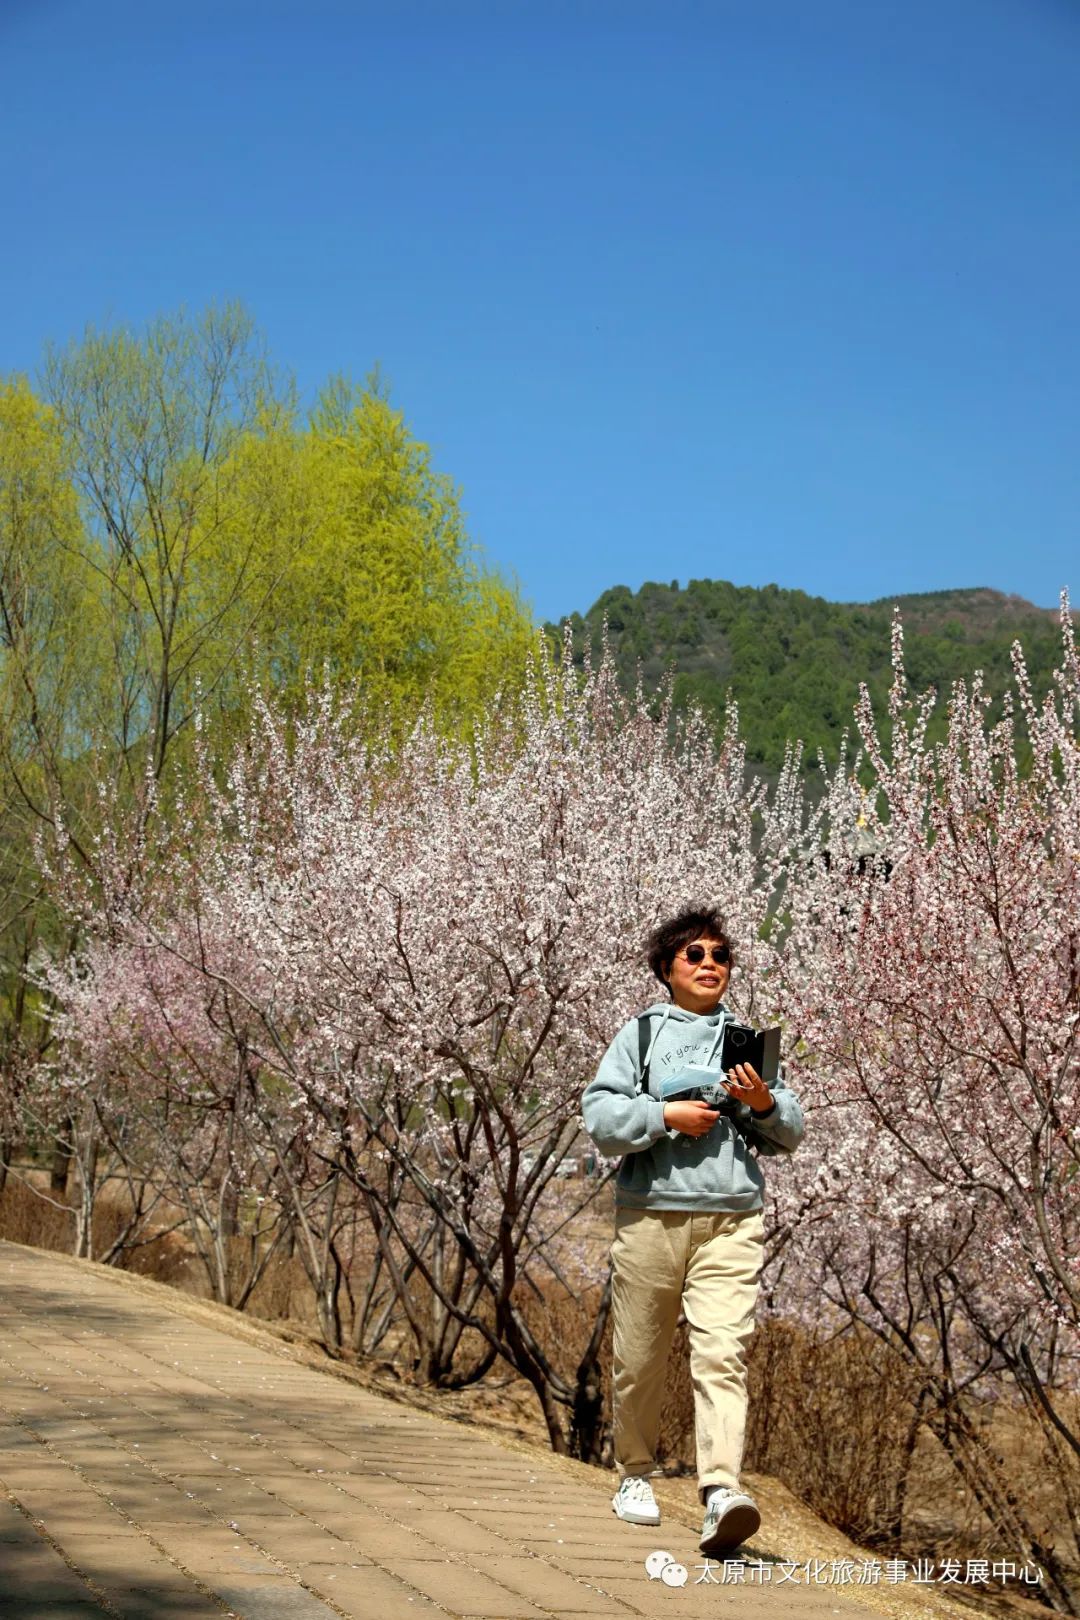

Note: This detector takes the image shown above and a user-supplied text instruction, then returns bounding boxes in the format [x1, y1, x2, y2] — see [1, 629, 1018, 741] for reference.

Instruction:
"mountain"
[547, 581, 1071, 774]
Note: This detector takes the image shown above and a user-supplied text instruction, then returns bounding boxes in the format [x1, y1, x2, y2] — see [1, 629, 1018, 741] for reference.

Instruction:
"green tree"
[40, 301, 288, 786]
[27, 308, 532, 784]
[0, 379, 90, 1184]
[217, 374, 533, 735]
[0, 378, 88, 815]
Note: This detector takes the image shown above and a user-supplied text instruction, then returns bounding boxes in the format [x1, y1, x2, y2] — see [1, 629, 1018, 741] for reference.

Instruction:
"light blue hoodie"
[581, 1001, 803, 1212]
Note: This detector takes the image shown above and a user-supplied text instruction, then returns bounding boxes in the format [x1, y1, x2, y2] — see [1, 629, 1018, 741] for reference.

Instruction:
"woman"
[582, 905, 803, 1557]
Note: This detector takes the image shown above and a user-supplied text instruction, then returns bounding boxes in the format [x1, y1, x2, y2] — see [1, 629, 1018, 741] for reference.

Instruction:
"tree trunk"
[221, 1175, 240, 1240]
[72, 1134, 99, 1260]
[50, 1119, 73, 1197]
[569, 1270, 613, 1464]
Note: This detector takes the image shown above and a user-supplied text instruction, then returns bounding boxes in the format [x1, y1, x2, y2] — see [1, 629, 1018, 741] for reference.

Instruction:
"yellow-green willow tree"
[205, 372, 533, 740]
[6, 304, 532, 795]
[0, 377, 93, 1182]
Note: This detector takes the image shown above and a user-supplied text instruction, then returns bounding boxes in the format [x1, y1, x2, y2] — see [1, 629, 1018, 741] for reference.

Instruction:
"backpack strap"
[636, 1014, 652, 1095]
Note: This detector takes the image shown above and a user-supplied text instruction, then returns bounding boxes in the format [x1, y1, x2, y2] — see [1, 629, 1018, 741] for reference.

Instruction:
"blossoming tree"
[775, 602, 1080, 1609]
[39, 641, 810, 1456]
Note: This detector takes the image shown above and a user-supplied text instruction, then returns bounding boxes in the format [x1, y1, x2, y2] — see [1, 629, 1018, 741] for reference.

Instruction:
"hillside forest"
[555, 579, 1072, 777]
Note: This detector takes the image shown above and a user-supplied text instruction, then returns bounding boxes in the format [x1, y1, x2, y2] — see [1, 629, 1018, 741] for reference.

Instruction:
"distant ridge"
[548, 581, 1073, 773]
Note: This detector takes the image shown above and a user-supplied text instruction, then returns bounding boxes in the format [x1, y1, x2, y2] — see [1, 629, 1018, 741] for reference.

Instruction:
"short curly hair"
[646, 905, 733, 993]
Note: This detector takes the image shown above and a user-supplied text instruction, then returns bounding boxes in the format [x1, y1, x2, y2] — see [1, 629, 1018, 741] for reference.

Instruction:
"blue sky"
[2, 0, 1078, 623]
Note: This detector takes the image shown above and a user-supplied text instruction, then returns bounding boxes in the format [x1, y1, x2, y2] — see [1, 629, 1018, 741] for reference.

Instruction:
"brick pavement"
[0, 1241, 850, 1619]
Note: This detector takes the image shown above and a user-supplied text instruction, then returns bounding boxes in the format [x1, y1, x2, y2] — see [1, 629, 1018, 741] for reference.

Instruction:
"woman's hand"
[663, 1099, 720, 1137]
[723, 1062, 774, 1115]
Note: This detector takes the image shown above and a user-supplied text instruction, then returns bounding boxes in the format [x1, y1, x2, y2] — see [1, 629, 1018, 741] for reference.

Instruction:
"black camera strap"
[636, 1014, 652, 1095]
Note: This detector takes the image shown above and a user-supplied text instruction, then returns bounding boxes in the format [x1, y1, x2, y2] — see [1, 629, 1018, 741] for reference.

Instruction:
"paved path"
[0, 1241, 854, 1620]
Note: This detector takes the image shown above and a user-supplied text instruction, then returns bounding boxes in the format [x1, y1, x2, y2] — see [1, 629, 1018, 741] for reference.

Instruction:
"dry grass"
[0, 1173, 191, 1285]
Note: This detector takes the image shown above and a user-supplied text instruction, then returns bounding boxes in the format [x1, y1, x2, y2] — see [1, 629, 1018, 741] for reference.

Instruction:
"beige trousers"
[610, 1206, 764, 1498]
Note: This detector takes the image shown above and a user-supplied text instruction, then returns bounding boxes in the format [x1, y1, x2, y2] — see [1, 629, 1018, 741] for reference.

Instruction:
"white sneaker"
[612, 1475, 661, 1525]
[699, 1487, 760, 1555]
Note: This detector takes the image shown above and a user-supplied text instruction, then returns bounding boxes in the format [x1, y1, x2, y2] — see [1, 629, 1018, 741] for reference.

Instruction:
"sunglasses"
[676, 943, 731, 967]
